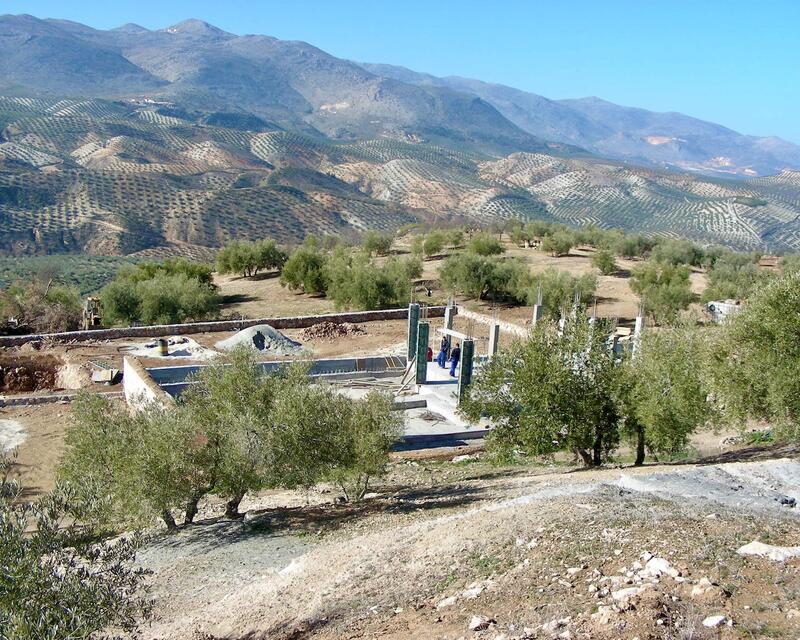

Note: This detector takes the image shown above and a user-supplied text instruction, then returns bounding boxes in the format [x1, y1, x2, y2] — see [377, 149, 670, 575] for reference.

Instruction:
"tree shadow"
[150, 482, 488, 552]
[221, 293, 257, 305]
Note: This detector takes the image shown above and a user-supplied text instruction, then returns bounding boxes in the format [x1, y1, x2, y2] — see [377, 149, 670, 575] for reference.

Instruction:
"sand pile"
[300, 322, 366, 342]
[215, 325, 302, 355]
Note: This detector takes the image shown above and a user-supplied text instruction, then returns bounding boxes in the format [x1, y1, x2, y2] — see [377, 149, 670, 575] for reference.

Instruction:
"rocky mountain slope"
[2, 94, 800, 256]
[2, 15, 800, 256]
[361, 63, 800, 178]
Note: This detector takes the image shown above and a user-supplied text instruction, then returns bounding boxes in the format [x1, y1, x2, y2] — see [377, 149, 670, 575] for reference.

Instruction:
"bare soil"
[132, 451, 800, 640]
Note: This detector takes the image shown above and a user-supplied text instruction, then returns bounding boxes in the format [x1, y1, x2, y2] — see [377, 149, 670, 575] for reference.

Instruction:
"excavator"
[81, 297, 103, 331]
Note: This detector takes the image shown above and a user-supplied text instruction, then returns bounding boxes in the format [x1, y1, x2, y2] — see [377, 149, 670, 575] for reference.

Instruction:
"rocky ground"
[131, 448, 800, 640]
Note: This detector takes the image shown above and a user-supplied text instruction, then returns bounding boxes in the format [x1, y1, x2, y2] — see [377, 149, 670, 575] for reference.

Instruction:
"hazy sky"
[5, 0, 800, 142]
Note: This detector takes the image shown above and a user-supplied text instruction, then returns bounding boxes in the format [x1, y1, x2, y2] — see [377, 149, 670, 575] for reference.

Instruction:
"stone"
[436, 596, 457, 609]
[737, 540, 800, 561]
[641, 557, 679, 578]
[468, 615, 494, 631]
[702, 615, 727, 628]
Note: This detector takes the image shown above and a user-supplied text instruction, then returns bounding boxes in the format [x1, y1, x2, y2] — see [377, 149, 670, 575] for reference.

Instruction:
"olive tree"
[1, 454, 151, 639]
[620, 324, 713, 464]
[710, 270, 800, 439]
[630, 261, 693, 324]
[461, 316, 620, 466]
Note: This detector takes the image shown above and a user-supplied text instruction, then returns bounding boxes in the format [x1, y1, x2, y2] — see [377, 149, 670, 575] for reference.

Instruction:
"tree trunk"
[225, 493, 246, 519]
[184, 494, 202, 525]
[575, 447, 593, 467]
[635, 425, 646, 466]
[162, 510, 177, 531]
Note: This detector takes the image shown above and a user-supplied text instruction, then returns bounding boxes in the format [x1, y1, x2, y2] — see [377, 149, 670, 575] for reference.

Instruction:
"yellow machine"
[81, 297, 103, 331]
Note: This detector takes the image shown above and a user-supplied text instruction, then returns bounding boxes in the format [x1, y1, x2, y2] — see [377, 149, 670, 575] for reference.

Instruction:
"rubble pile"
[300, 322, 366, 341]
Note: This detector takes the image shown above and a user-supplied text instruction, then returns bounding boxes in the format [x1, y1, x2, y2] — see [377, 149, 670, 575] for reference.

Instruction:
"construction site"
[1, 246, 799, 640]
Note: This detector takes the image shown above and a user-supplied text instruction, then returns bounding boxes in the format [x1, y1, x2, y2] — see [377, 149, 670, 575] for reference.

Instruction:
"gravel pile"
[215, 325, 303, 355]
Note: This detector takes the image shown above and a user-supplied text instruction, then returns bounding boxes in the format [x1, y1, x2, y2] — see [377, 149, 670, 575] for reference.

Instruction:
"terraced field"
[1, 95, 800, 256]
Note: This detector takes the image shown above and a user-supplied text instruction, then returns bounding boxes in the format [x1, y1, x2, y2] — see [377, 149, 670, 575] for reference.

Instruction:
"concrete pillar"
[443, 302, 455, 359]
[457, 339, 475, 404]
[407, 302, 420, 362]
[632, 314, 645, 358]
[487, 323, 500, 359]
[415, 322, 430, 384]
[532, 304, 543, 326]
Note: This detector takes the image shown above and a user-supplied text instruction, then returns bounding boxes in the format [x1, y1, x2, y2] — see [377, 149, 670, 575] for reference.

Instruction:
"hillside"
[360, 63, 800, 178]
[2, 95, 800, 255]
[1, 15, 800, 256]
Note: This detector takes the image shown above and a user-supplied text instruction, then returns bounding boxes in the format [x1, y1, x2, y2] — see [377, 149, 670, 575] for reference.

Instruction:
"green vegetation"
[591, 249, 618, 275]
[440, 254, 528, 302]
[216, 239, 288, 278]
[280, 246, 329, 294]
[526, 269, 597, 318]
[702, 251, 766, 301]
[462, 316, 619, 466]
[622, 324, 713, 463]
[324, 249, 422, 310]
[58, 350, 403, 529]
[0, 278, 82, 332]
[541, 229, 574, 257]
[362, 231, 393, 256]
[630, 261, 693, 323]
[466, 233, 505, 256]
[0, 255, 141, 296]
[101, 258, 220, 326]
[0, 454, 151, 639]
[711, 270, 800, 439]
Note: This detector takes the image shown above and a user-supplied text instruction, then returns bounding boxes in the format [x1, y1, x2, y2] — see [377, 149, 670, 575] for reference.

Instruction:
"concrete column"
[487, 323, 500, 359]
[632, 314, 645, 358]
[532, 304, 543, 326]
[415, 322, 430, 384]
[457, 339, 475, 404]
[407, 302, 420, 362]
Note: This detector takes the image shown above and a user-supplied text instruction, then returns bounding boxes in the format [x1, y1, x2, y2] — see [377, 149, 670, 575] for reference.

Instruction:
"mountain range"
[1, 14, 800, 257]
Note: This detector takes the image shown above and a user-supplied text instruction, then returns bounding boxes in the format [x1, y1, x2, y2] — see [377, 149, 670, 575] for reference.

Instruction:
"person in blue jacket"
[449, 342, 461, 377]
[436, 335, 450, 368]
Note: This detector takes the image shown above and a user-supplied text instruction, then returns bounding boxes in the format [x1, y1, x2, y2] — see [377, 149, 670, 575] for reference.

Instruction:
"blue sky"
[4, 0, 800, 142]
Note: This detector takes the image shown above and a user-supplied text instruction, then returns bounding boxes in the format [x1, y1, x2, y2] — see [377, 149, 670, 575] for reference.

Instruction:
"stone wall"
[0, 307, 448, 347]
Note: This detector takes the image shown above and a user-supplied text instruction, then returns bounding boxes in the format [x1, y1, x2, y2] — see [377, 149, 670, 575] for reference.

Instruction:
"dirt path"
[136, 454, 800, 640]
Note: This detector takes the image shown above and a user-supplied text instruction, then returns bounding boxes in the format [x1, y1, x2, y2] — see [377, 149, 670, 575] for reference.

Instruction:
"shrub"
[591, 249, 618, 275]
[280, 247, 328, 294]
[620, 324, 713, 464]
[630, 261, 693, 323]
[102, 273, 220, 326]
[446, 229, 464, 248]
[59, 351, 403, 530]
[650, 238, 705, 267]
[702, 251, 768, 301]
[325, 248, 421, 310]
[466, 233, 505, 256]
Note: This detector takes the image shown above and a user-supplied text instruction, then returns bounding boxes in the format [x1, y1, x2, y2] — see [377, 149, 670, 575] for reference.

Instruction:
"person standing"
[437, 335, 450, 368]
[449, 342, 461, 378]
